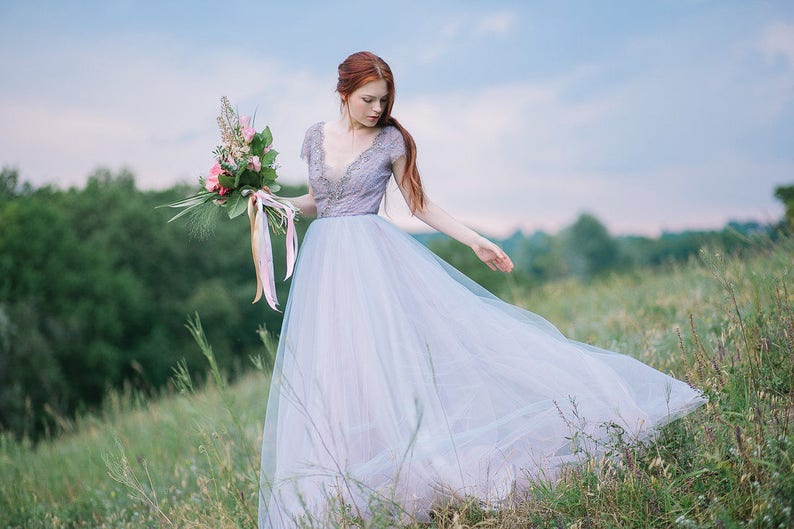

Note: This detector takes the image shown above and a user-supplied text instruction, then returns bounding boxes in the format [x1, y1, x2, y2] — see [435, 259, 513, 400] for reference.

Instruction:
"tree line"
[0, 166, 788, 440]
[0, 167, 308, 439]
[423, 214, 777, 295]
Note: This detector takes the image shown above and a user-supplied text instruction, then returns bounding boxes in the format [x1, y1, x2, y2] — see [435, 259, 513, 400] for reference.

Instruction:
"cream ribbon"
[245, 189, 298, 311]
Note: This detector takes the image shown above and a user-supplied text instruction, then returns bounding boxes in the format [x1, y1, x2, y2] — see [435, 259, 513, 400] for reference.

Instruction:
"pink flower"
[205, 174, 219, 192]
[205, 162, 223, 192]
[248, 155, 261, 172]
[219, 186, 230, 196]
[264, 145, 272, 154]
[239, 115, 251, 128]
[242, 126, 256, 143]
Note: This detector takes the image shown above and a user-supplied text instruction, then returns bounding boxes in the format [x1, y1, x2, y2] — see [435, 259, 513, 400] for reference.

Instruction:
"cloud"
[474, 11, 518, 36]
[2, 25, 785, 238]
[416, 15, 466, 65]
[760, 22, 794, 67]
[0, 35, 335, 189]
[382, 21, 793, 237]
[1, 4, 790, 239]
[416, 8, 517, 64]
[380, 74, 621, 235]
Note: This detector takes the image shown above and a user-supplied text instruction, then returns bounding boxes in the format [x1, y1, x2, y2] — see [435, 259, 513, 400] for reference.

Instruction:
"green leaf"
[260, 167, 277, 183]
[226, 191, 248, 219]
[261, 126, 273, 147]
[260, 149, 278, 167]
[268, 182, 281, 193]
[239, 169, 259, 187]
[165, 203, 201, 223]
[250, 135, 264, 155]
[234, 164, 246, 187]
[218, 174, 236, 189]
[156, 190, 213, 209]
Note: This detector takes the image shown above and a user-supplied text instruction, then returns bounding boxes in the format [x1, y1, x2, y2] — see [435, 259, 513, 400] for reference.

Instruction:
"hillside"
[1, 238, 792, 528]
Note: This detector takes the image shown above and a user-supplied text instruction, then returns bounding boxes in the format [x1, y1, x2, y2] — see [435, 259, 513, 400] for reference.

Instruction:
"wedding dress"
[257, 122, 706, 528]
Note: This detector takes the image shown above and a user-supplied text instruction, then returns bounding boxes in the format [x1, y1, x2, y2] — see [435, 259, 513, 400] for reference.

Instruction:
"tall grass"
[102, 315, 269, 527]
[1, 238, 792, 528]
[0, 322, 276, 528]
[494, 240, 794, 529]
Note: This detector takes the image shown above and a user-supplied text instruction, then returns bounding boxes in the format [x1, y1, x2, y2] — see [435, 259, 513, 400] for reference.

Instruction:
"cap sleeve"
[389, 127, 406, 164]
[300, 123, 317, 162]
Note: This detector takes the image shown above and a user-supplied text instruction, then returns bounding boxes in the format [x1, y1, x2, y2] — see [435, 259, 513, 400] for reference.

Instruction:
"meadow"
[1, 237, 792, 528]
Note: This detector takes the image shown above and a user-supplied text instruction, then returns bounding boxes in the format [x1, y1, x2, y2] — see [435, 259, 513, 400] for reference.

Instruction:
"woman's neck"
[336, 112, 377, 133]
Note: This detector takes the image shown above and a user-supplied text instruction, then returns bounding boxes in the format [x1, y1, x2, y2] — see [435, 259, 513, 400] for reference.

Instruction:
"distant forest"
[0, 165, 789, 440]
[418, 216, 777, 295]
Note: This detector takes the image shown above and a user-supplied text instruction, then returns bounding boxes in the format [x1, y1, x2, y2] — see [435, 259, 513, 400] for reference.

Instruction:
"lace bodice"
[301, 122, 406, 218]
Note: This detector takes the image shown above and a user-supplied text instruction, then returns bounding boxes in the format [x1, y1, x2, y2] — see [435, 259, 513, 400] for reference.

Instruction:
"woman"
[257, 51, 705, 528]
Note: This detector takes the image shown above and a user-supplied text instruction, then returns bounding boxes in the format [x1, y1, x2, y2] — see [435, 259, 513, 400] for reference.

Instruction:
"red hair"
[337, 51, 426, 214]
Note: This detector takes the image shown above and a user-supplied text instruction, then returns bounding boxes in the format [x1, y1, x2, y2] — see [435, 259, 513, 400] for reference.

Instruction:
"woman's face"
[345, 79, 389, 128]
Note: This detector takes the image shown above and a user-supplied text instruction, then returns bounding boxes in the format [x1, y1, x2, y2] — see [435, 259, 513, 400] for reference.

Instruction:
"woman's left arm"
[392, 157, 514, 273]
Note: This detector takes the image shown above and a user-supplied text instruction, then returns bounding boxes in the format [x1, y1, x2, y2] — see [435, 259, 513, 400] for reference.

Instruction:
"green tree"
[774, 184, 794, 231]
[0, 166, 19, 199]
[562, 213, 618, 280]
[0, 166, 311, 439]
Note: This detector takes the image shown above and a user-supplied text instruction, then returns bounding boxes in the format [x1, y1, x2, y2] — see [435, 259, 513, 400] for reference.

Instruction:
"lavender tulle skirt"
[257, 213, 705, 528]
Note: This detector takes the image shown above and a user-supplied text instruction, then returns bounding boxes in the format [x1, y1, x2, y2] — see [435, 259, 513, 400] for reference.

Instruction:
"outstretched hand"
[472, 237, 514, 273]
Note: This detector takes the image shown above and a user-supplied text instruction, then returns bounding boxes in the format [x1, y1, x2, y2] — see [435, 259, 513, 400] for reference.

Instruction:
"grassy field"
[1, 238, 792, 528]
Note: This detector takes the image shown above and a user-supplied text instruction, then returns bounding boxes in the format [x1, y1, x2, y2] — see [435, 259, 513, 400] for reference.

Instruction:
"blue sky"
[1, 1, 792, 236]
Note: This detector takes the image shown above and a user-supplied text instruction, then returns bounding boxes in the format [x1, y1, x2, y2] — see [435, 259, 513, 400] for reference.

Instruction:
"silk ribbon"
[244, 189, 298, 311]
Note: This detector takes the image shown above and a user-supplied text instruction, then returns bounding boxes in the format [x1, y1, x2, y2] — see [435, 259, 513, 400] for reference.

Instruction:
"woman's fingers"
[500, 252, 514, 272]
[492, 249, 513, 272]
[473, 241, 514, 273]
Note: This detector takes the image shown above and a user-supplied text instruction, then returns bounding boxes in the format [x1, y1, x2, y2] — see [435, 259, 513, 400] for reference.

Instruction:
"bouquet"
[160, 96, 298, 311]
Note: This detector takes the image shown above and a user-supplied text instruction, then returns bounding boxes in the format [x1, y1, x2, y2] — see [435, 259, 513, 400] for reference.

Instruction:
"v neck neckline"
[319, 122, 387, 177]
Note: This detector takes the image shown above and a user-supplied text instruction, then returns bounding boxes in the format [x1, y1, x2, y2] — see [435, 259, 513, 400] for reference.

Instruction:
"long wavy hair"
[337, 51, 425, 213]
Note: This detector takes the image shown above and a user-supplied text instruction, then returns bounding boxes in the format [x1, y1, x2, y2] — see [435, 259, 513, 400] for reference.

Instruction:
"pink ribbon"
[246, 190, 298, 311]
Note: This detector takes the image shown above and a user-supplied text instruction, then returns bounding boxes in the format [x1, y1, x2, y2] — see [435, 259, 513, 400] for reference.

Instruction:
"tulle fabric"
[258, 213, 706, 528]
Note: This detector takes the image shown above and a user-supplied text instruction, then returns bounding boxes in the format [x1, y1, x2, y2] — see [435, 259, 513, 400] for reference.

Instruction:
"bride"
[256, 51, 706, 528]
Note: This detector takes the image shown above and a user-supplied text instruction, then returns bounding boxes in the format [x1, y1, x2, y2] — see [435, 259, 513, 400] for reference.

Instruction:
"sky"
[1, 0, 792, 237]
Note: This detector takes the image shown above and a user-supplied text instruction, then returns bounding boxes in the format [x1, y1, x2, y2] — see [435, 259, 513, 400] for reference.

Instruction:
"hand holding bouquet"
[160, 97, 299, 311]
